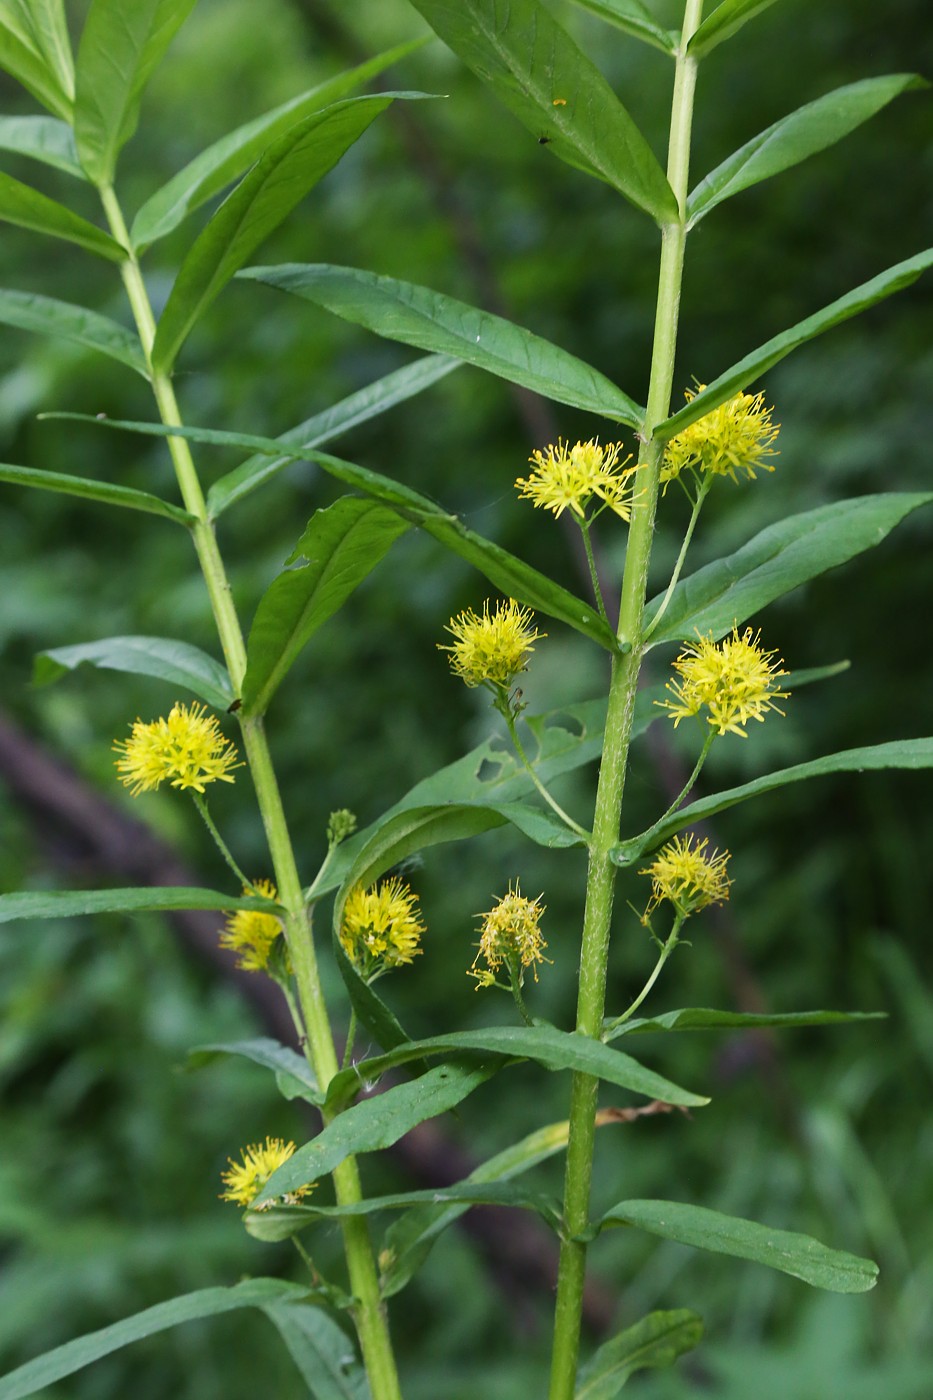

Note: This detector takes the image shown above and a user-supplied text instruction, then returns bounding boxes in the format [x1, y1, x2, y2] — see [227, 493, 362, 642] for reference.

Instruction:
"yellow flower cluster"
[658, 627, 789, 738]
[641, 834, 732, 918]
[220, 880, 284, 973]
[440, 598, 543, 691]
[516, 438, 638, 521]
[219, 1136, 313, 1210]
[113, 702, 240, 796]
[340, 876, 424, 981]
[662, 385, 779, 487]
[470, 881, 549, 987]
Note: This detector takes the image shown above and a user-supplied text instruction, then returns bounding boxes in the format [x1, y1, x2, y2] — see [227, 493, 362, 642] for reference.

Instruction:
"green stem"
[626, 728, 715, 854]
[579, 516, 612, 630]
[342, 1009, 359, 1070]
[190, 793, 253, 890]
[99, 187, 403, 1400]
[605, 914, 686, 1033]
[502, 705, 591, 840]
[643, 472, 712, 641]
[547, 5, 704, 1395]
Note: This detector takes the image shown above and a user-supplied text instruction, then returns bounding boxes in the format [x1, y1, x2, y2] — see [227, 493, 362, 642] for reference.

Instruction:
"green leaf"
[566, 0, 677, 54]
[613, 739, 933, 866]
[0, 288, 147, 374]
[604, 1007, 885, 1043]
[0, 114, 83, 177]
[0, 0, 74, 122]
[575, 1309, 704, 1398]
[242, 498, 410, 717]
[406, 0, 676, 222]
[33, 635, 234, 708]
[262, 1303, 371, 1400]
[330, 918, 416, 1057]
[0, 1279, 307, 1400]
[240, 263, 643, 426]
[151, 95, 396, 372]
[688, 76, 926, 225]
[187, 1038, 322, 1104]
[74, 0, 198, 185]
[593, 1199, 878, 1292]
[130, 39, 426, 252]
[656, 250, 933, 440]
[325, 1026, 708, 1115]
[208, 354, 459, 518]
[0, 463, 190, 521]
[687, 0, 782, 57]
[0, 170, 125, 260]
[644, 493, 933, 645]
[0, 887, 279, 926]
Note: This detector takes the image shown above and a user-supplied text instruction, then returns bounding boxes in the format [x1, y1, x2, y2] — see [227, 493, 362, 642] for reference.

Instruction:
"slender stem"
[625, 728, 715, 854]
[342, 1009, 359, 1070]
[509, 963, 536, 1027]
[503, 706, 591, 840]
[98, 187, 403, 1400]
[579, 517, 612, 630]
[605, 915, 686, 1033]
[643, 473, 712, 640]
[547, 6, 704, 1395]
[190, 793, 254, 889]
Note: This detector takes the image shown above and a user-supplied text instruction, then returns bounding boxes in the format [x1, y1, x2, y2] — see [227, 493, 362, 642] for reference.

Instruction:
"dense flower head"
[327, 808, 358, 847]
[516, 437, 638, 520]
[470, 881, 549, 987]
[340, 876, 424, 980]
[641, 834, 732, 918]
[657, 627, 789, 738]
[220, 880, 283, 973]
[662, 385, 779, 487]
[113, 702, 241, 796]
[439, 598, 544, 691]
[219, 1136, 313, 1210]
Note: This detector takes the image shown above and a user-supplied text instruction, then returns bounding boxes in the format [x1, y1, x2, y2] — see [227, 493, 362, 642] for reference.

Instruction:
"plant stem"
[547, 5, 704, 1395]
[579, 516, 612, 630]
[605, 914, 686, 1033]
[643, 472, 712, 640]
[190, 792, 254, 889]
[99, 188, 403, 1400]
[624, 729, 715, 856]
[502, 706, 591, 840]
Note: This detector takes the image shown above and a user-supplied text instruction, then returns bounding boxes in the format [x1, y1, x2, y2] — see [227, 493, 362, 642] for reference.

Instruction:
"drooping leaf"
[644, 493, 933, 644]
[575, 1309, 704, 1398]
[0, 288, 147, 373]
[262, 1303, 371, 1400]
[0, 887, 279, 926]
[33, 635, 233, 709]
[656, 250, 933, 440]
[187, 1038, 322, 1104]
[687, 0, 783, 57]
[0, 114, 82, 177]
[0, 0, 74, 121]
[406, 0, 676, 221]
[613, 739, 933, 866]
[240, 263, 644, 426]
[0, 1279, 307, 1400]
[593, 1199, 878, 1292]
[688, 75, 926, 225]
[131, 39, 426, 252]
[604, 1007, 885, 1042]
[566, 0, 677, 54]
[242, 499, 410, 717]
[151, 96, 397, 372]
[208, 354, 459, 518]
[0, 170, 125, 259]
[0, 463, 190, 521]
[74, 0, 198, 185]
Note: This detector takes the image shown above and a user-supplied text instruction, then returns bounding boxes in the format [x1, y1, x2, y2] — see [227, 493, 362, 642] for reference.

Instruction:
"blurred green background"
[0, 0, 931, 1395]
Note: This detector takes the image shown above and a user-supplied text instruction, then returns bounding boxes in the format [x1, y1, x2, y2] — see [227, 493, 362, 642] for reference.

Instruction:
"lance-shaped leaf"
[131, 39, 426, 252]
[240, 263, 644, 426]
[74, 0, 198, 185]
[576, 1309, 704, 1398]
[187, 1038, 322, 1104]
[0, 114, 83, 177]
[614, 738, 933, 866]
[0, 464, 190, 522]
[208, 353, 459, 518]
[688, 75, 926, 226]
[33, 635, 233, 709]
[0, 887, 278, 926]
[0, 170, 125, 260]
[604, 1007, 884, 1042]
[261, 1303, 371, 1400]
[0, 289, 147, 374]
[151, 96, 397, 372]
[567, 0, 677, 55]
[0, 0, 74, 122]
[406, 0, 676, 222]
[687, 0, 783, 57]
[592, 1199, 878, 1292]
[656, 249, 933, 440]
[644, 492, 933, 645]
[242, 498, 410, 717]
[0, 1279, 308, 1400]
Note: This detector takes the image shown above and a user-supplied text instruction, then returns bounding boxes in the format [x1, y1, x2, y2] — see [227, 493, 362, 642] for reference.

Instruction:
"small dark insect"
[538, 135, 550, 145]
[227, 698, 242, 713]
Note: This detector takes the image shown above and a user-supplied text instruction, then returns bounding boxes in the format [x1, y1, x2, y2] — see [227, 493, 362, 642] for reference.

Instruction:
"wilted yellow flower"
[340, 876, 424, 980]
[657, 627, 789, 738]
[220, 879, 283, 972]
[113, 702, 240, 796]
[516, 437, 638, 520]
[662, 385, 779, 487]
[439, 599, 544, 691]
[471, 881, 549, 986]
[641, 834, 731, 918]
[220, 1136, 313, 1210]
